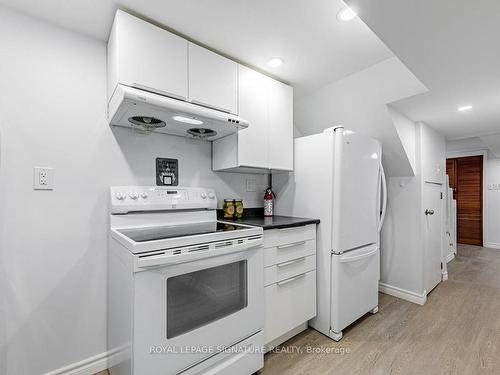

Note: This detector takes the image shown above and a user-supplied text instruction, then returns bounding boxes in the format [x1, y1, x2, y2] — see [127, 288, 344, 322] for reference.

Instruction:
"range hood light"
[172, 115, 204, 125]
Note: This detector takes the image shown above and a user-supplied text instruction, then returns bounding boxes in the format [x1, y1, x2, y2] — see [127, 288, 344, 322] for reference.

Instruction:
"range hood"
[108, 85, 249, 140]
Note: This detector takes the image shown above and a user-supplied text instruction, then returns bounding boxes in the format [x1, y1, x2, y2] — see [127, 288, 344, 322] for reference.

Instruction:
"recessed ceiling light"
[267, 58, 283, 68]
[172, 115, 203, 125]
[457, 105, 472, 112]
[337, 6, 357, 22]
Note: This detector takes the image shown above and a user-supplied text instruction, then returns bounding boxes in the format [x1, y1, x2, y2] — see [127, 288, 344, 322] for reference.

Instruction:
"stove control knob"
[200, 192, 207, 199]
[140, 192, 148, 199]
[208, 192, 216, 200]
[115, 192, 126, 201]
[129, 192, 139, 200]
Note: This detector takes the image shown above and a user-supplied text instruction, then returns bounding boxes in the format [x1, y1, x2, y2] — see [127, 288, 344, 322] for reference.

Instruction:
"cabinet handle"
[277, 273, 306, 286]
[277, 257, 306, 268]
[277, 241, 306, 249]
[279, 225, 306, 232]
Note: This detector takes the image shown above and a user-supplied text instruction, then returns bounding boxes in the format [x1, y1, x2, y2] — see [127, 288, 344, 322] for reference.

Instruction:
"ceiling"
[0, 0, 393, 96]
[346, 0, 500, 141]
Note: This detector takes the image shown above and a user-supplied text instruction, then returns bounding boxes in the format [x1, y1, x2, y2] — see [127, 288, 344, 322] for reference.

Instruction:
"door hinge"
[441, 262, 443, 270]
[440, 192, 444, 199]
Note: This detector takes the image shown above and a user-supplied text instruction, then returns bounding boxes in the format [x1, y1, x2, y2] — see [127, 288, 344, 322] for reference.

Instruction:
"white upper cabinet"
[107, 10, 188, 101]
[268, 79, 294, 171]
[212, 65, 294, 173]
[237, 66, 270, 168]
[188, 43, 238, 114]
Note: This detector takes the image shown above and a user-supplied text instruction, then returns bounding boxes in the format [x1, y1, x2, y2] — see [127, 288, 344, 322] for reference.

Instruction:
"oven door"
[132, 245, 263, 375]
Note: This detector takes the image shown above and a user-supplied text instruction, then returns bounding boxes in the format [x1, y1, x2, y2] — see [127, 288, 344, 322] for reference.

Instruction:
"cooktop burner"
[118, 221, 251, 243]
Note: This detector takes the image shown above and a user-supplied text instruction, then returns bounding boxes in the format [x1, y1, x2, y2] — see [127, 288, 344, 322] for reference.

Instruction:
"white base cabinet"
[263, 224, 317, 346]
[212, 65, 293, 173]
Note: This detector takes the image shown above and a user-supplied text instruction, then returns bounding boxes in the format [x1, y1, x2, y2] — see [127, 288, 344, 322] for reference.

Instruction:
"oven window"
[166, 260, 248, 339]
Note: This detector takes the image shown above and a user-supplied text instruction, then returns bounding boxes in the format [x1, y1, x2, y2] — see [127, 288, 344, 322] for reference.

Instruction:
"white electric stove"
[107, 186, 264, 375]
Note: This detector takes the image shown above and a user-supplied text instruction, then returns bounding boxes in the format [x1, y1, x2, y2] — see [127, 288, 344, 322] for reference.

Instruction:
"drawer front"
[263, 224, 316, 249]
[264, 255, 316, 286]
[264, 270, 316, 344]
[264, 239, 316, 267]
[182, 331, 263, 375]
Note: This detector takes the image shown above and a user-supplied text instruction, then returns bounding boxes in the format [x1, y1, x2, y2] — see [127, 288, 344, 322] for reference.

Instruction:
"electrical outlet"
[246, 179, 257, 192]
[34, 167, 54, 190]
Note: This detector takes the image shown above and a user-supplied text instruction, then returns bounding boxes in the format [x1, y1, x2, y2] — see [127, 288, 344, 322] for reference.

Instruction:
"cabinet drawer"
[263, 224, 315, 249]
[264, 270, 316, 344]
[264, 239, 315, 267]
[264, 255, 316, 287]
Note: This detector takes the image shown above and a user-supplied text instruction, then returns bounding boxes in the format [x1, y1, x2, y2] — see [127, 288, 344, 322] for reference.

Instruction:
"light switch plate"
[34, 167, 54, 190]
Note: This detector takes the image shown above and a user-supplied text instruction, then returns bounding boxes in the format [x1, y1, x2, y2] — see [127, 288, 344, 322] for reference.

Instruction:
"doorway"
[446, 155, 483, 246]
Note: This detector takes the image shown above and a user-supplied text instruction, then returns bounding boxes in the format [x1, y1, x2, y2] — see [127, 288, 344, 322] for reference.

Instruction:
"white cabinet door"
[110, 10, 188, 100]
[265, 270, 316, 344]
[212, 65, 294, 172]
[268, 80, 293, 171]
[188, 43, 238, 114]
[237, 65, 269, 168]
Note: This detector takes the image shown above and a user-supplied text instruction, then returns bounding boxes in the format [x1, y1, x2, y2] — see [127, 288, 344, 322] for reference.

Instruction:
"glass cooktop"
[118, 221, 251, 243]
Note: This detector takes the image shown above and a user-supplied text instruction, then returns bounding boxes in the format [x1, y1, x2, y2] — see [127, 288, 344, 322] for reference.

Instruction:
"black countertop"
[218, 208, 320, 230]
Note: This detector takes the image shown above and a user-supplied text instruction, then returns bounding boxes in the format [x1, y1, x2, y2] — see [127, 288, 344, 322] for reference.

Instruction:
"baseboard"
[446, 252, 455, 263]
[44, 350, 110, 375]
[485, 242, 500, 250]
[379, 282, 427, 306]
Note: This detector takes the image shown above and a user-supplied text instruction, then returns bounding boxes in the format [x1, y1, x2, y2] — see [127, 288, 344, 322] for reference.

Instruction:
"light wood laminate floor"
[261, 244, 500, 375]
[98, 245, 500, 375]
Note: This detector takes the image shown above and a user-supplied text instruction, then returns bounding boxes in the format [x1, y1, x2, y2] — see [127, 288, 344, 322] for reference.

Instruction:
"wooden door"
[446, 156, 483, 246]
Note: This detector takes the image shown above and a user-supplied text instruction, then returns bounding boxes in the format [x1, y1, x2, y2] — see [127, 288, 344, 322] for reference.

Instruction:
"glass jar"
[234, 199, 244, 219]
[223, 199, 235, 219]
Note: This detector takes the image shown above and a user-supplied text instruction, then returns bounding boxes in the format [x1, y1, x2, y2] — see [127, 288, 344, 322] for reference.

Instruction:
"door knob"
[425, 209, 435, 215]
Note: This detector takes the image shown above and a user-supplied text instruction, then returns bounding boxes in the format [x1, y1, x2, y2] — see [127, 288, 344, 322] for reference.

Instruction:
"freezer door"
[330, 245, 379, 333]
[334, 130, 381, 252]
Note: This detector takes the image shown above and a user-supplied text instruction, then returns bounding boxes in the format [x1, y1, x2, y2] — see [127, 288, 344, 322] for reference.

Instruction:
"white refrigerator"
[274, 126, 387, 341]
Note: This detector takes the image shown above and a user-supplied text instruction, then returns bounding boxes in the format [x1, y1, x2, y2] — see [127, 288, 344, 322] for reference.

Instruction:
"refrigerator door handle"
[378, 161, 387, 233]
[339, 248, 378, 263]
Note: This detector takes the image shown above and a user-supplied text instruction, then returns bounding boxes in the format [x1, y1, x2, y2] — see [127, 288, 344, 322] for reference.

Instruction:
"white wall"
[446, 138, 500, 248]
[293, 56, 428, 177]
[0, 7, 266, 374]
[381, 175, 423, 295]
[380, 121, 446, 300]
[388, 107, 416, 175]
[486, 157, 500, 246]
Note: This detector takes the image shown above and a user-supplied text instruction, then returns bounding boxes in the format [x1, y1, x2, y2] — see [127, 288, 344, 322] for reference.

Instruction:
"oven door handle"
[135, 239, 262, 270]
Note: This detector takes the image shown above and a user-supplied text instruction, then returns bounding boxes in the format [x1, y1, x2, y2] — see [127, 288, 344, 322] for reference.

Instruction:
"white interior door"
[424, 182, 443, 293]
